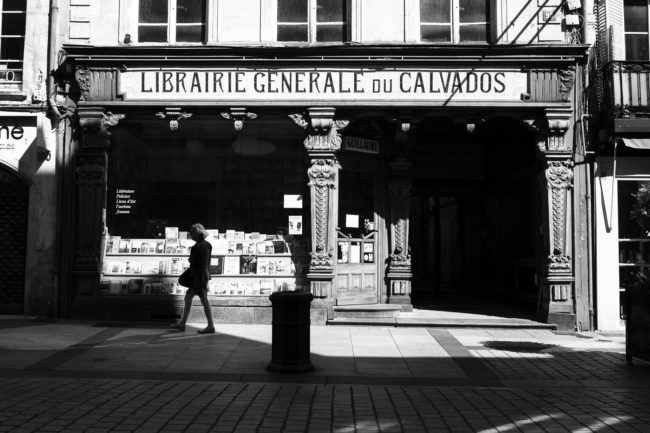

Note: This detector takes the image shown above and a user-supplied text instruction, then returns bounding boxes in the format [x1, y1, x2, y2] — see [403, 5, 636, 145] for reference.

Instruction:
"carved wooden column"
[387, 123, 413, 311]
[73, 107, 124, 303]
[536, 108, 576, 329]
[290, 108, 348, 319]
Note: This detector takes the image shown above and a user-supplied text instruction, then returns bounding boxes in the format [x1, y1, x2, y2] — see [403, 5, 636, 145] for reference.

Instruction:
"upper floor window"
[0, 0, 25, 85]
[277, 0, 347, 42]
[420, 0, 489, 43]
[139, 0, 206, 43]
[624, 0, 649, 60]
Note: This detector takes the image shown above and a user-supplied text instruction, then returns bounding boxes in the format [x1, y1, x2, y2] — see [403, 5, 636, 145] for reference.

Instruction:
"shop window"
[138, 0, 206, 43]
[0, 0, 26, 86]
[625, 0, 650, 60]
[420, 0, 489, 43]
[102, 118, 311, 296]
[277, 0, 347, 42]
[618, 180, 650, 320]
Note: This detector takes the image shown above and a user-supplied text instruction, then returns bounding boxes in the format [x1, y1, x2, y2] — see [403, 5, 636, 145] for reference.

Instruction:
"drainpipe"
[47, 0, 65, 317]
[580, 113, 595, 330]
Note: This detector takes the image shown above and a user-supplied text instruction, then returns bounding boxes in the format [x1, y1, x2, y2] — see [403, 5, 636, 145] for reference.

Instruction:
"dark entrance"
[409, 116, 540, 311]
[0, 167, 28, 314]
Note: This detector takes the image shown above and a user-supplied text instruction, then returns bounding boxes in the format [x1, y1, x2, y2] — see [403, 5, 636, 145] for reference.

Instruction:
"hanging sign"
[343, 136, 380, 154]
[118, 68, 528, 104]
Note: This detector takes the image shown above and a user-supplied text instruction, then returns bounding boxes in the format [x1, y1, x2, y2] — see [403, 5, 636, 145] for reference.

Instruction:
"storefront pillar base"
[386, 271, 413, 312]
[538, 275, 576, 331]
[307, 272, 335, 322]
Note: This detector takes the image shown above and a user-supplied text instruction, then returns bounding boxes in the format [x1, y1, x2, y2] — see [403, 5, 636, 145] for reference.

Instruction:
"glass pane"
[2, 13, 25, 35]
[317, 0, 345, 22]
[139, 0, 168, 24]
[620, 181, 650, 239]
[420, 0, 450, 22]
[277, 24, 309, 41]
[177, 0, 206, 24]
[420, 24, 451, 42]
[338, 241, 349, 263]
[625, 0, 648, 32]
[626, 34, 650, 60]
[138, 25, 168, 42]
[459, 24, 488, 42]
[176, 25, 204, 42]
[3, 0, 26, 12]
[0, 37, 23, 60]
[338, 171, 374, 239]
[316, 24, 345, 41]
[460, 0, 487, 23]
[278, 0, 308, 23]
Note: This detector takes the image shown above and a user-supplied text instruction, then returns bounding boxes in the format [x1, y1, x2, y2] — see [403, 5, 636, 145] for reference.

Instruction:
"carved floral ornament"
[546, 160, 573, 190]
[74, 65, 91, 101]
[76, 158, 105, 186]
[547, 254, 571, 273]
[307, 159, 336, 188]
[221, 108, 257, 131]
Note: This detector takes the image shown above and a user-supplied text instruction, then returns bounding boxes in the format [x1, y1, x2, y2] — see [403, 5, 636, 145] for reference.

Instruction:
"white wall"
[70, 0, 576, 46]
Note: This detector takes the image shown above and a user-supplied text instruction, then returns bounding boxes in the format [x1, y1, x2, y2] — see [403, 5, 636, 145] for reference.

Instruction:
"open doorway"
[409, 116, 540, 316]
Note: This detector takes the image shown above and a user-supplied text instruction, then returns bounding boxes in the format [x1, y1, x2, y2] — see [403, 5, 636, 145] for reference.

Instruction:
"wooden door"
[335, 169, 380, 305]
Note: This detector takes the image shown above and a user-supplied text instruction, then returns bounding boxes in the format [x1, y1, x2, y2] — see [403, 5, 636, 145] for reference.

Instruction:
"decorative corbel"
[558, 65, 576, 102]
[221, 107, 257, 130]
[544, 108, 573, 152]
[155, 107, 192, 131]
[74, 64, 90, 101]
[289, 107, 349, 152]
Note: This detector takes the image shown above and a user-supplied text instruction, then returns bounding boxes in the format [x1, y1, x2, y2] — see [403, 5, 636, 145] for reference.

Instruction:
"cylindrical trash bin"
[267, 291, 314, 373]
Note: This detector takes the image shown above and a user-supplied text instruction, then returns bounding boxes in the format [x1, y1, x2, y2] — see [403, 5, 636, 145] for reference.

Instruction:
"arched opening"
[0, 165, 29, 314]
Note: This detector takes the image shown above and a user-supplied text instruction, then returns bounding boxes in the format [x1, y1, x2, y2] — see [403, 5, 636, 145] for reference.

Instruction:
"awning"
[619, 137, 650, 149]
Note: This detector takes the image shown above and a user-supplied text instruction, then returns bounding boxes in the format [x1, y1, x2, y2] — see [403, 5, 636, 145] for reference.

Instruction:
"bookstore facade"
[64, 46, 589, 328]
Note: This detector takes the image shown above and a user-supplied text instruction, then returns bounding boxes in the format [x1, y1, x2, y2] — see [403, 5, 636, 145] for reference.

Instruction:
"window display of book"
[101, 233, 307, 296]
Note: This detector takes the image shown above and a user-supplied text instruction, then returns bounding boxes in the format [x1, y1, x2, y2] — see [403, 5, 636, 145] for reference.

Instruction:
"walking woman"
[171, 223, 215, 334]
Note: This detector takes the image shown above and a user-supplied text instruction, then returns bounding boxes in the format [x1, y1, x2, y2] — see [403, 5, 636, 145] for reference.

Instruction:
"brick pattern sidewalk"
[1, 377, 649, 433]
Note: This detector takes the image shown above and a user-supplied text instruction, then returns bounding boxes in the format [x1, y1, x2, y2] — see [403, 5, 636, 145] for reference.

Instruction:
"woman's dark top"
[189, 239, 212, 290]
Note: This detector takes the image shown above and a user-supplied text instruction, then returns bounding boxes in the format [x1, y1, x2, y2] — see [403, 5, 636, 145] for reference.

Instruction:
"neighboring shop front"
[63, 45, 589, 328]
[0, 112, 55, 315]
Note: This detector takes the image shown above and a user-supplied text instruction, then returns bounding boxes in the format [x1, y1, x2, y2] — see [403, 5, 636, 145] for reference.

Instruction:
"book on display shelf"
[240, 255, 257, 274]
[156, 240, 166, 253]
[118, 239, 131, 253]
[130, 240, 142, 254]
[210, 256, 223, 274]
[165, 239, 179, 254]
[223, 256, 240, 275]
[165, 227, 179, 239]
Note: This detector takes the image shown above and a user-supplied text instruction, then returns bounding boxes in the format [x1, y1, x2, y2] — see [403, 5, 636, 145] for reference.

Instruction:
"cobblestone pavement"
[1, 317, 650, 432]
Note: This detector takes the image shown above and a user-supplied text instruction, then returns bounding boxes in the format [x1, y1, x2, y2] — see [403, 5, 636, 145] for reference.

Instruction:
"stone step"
[333, 304, 402, 319]
[327, 317, 557, 329]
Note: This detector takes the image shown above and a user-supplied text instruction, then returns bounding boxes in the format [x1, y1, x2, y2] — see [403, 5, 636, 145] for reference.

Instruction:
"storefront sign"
[119, 68, 528, 104]
[343, 136, 380, 154]
[0, 116, 37, 170]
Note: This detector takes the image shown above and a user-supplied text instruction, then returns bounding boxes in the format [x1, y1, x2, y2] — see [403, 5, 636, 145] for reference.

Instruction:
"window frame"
[419, 0, 490, 44]
[137, 0, 207, 44]
[277, 0, 349, 43]
[623, 0, 650, 60]
[0, 0, 26, 86]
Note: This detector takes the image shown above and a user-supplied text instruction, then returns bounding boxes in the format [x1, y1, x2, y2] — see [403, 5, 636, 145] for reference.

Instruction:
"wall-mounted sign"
[0, 115, 38, 170]
[343, 136, 380, 154]
[119, 68, 528, 104]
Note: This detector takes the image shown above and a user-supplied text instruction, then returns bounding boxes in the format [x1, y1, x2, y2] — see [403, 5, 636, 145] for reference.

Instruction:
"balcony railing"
[603, 61, 650, 118]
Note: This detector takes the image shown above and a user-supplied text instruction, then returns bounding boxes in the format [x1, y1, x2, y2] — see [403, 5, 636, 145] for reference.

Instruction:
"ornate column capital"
[289, 107, 349, 152]
[77, 107, 124, 150]
[540, 107, 573, 153]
